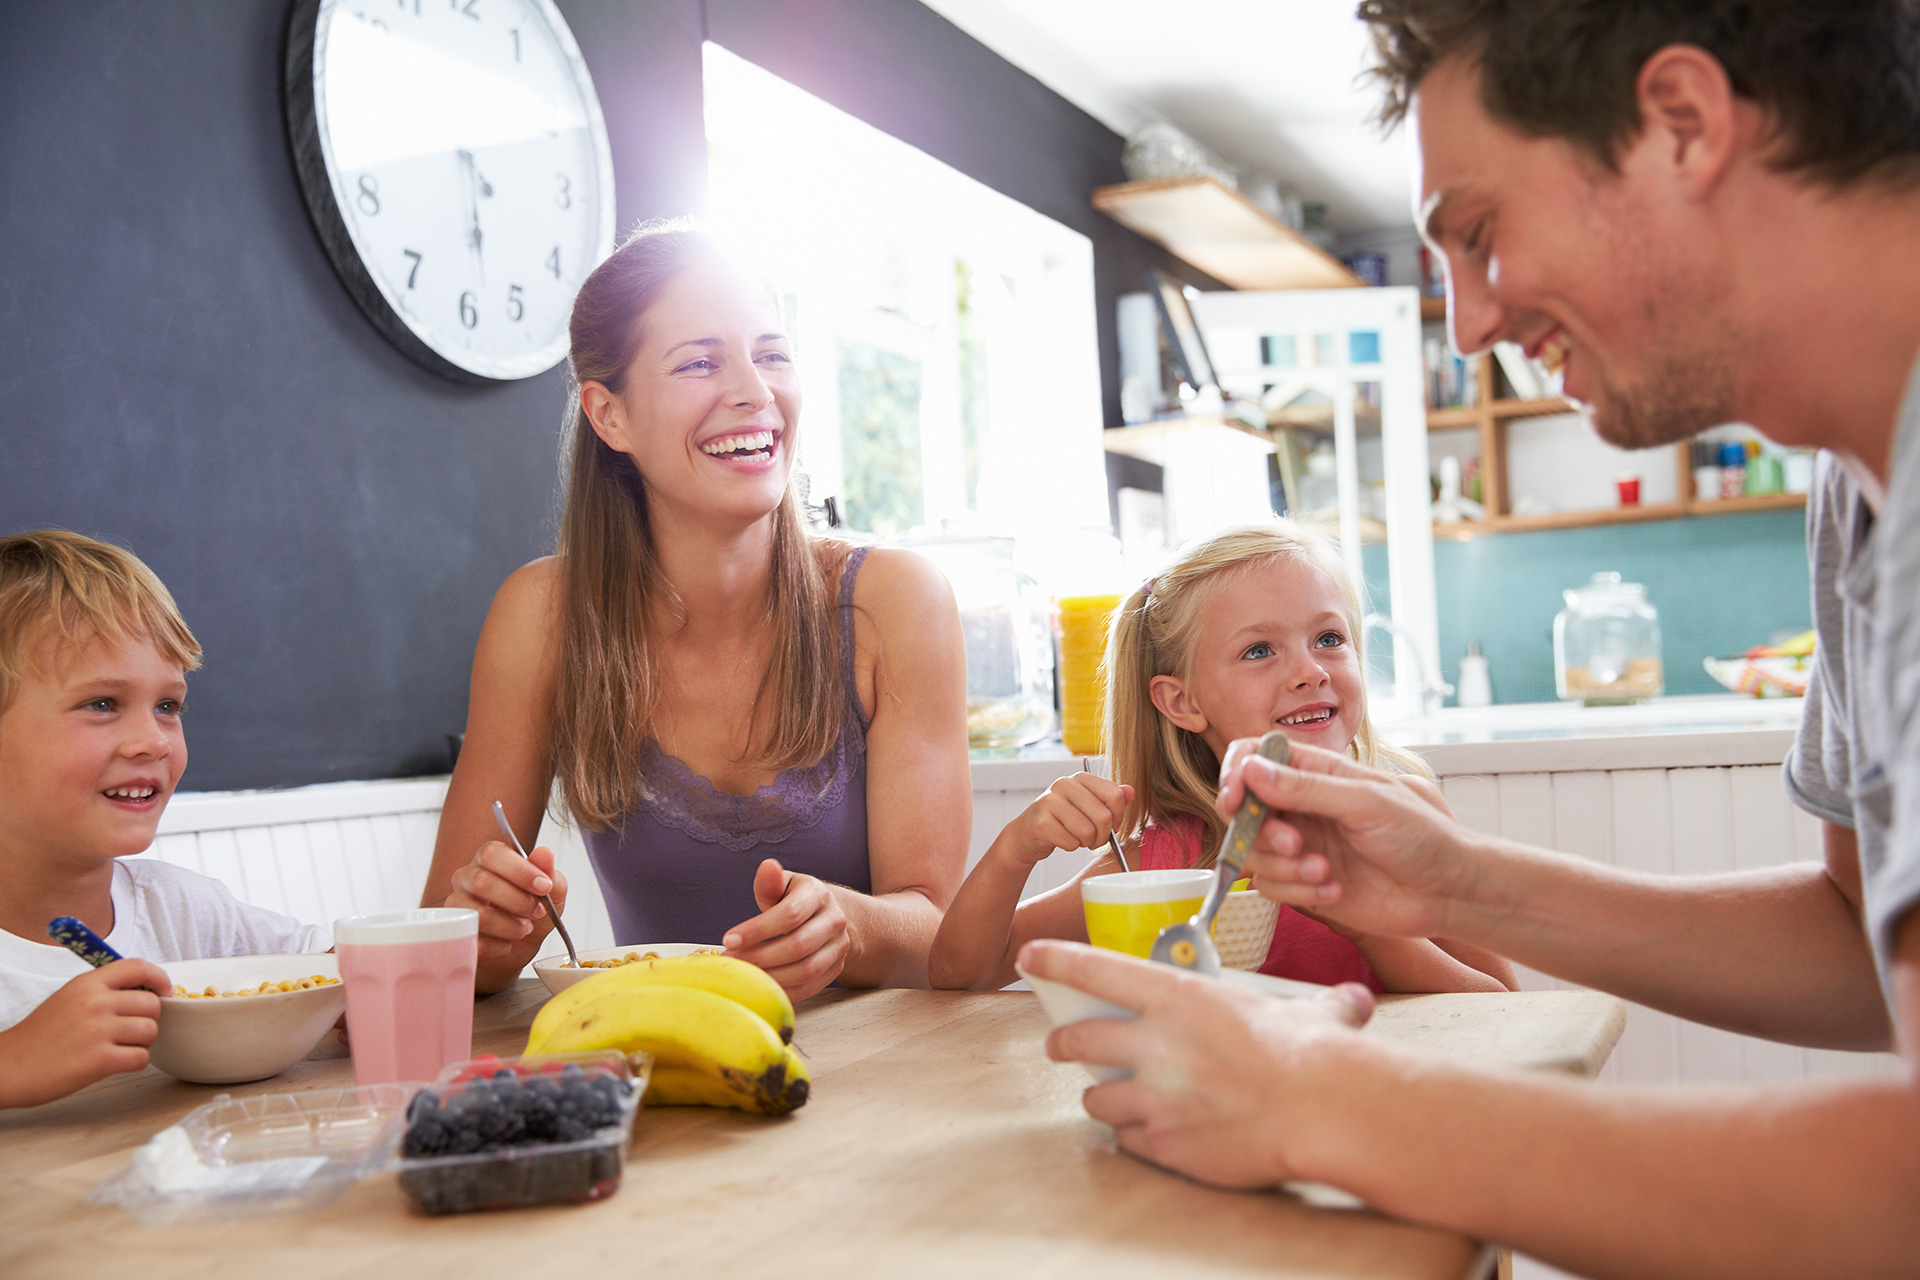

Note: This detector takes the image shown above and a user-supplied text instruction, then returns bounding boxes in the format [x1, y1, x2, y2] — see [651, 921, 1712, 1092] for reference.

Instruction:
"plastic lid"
[332, 908, 477, 946]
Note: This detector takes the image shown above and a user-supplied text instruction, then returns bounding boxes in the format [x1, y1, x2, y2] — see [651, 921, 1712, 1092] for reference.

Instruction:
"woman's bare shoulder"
[483, 556, 563, 646]
[847, 544, 955, 620]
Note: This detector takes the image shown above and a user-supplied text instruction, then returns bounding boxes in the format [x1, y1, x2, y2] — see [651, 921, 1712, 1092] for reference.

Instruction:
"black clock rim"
[283, 0, 499, 387]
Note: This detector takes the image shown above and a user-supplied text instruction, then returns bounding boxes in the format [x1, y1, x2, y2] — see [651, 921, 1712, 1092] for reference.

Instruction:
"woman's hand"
[1004, 774, 1133, 868]
[445, 840, 569, 991]
[1020, 939, 1372, 1189]
[1216, 738, 1483, 940]
[722, 859, 852, 1001]
[0, 959, 169, 1108]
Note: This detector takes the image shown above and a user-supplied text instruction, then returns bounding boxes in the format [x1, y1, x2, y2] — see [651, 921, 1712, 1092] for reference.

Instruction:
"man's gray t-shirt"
[1784, 366, 1920, 997]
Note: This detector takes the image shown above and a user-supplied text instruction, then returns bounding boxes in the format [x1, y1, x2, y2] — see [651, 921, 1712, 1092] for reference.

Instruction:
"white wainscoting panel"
[1436, 764, 1899, 1089]
[140, 779, 616, 954]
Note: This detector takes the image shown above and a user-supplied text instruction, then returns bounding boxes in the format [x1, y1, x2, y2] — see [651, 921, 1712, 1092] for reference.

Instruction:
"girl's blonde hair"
[551, 218, 840, 831]
[1105, 520, 1431, 865]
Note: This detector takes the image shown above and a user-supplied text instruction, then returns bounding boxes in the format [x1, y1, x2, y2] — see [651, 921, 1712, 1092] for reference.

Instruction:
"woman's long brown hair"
[552, 219, 839, 831]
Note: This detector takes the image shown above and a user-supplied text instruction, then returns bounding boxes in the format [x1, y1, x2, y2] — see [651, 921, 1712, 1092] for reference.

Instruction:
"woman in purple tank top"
[423, 221, 972, 1001]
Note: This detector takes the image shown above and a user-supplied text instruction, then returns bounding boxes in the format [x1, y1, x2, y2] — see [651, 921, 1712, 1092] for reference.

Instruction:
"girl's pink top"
[1137, 817, 1385, 993]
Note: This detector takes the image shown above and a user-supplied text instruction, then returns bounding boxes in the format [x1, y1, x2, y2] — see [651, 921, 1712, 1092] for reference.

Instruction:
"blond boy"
[0, 531, 328, 1107]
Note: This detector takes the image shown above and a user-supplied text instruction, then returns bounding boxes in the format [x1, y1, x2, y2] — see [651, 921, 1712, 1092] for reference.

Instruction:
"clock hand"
[458, 147, 485, 289]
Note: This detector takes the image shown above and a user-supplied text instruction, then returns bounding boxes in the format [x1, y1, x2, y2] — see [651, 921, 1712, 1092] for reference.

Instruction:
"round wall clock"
[285, 0, 616, 383]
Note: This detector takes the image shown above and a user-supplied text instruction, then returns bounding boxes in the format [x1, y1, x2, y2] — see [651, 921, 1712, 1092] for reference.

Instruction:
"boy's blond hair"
[0, 530, 201, 711]
[1105, 520, 1432, 867]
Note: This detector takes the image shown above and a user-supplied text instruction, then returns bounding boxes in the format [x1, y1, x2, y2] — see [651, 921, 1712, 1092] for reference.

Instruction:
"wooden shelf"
[1419, 296, 1447, 322]
[1091, 177, 1363, 291]
[1425, 404, 1482, 430]
[1491, 396, 1579, 420]
[1427, 396, 1580, 432]
[1434, 503, 1687, 540]
[1102, 412, 1275, 465]
[1684, 491, 1808, 516]
[1266, 401, 1381, 433]
[1432, 487, 1805, 540]
[1421, 355, 1806, 538]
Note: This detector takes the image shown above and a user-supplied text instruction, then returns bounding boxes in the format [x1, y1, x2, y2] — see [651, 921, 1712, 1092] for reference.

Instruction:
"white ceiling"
[917, 0, 1417, 235]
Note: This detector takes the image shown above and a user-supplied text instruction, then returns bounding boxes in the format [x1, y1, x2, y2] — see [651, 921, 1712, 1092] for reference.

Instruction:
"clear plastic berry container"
[394, 1050, 651, 1215]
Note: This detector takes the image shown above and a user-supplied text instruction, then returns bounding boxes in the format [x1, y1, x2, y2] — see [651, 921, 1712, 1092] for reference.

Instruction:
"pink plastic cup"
[333, 908, 478, 1086]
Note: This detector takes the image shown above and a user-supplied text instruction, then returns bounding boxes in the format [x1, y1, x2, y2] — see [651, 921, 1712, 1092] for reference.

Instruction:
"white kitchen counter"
[1384, 693, 1803, 774]
[970, 693, 1805, 788]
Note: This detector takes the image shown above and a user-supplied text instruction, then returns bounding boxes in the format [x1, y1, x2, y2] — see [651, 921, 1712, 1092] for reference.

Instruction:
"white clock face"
[309, 0, 614, 380]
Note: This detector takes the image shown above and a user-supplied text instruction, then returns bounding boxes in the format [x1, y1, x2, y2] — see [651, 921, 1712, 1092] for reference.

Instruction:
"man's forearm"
[1442, 834, 1888, 1048]
[1297, 1035, 1920, 1279]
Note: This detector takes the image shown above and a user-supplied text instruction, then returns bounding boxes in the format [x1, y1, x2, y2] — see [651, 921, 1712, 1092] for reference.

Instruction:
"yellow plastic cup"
[1080, 870, 1214, 958]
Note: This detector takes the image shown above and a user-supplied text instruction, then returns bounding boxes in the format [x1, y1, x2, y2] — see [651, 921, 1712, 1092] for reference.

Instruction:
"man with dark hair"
[1020, 4, 1920, 1274]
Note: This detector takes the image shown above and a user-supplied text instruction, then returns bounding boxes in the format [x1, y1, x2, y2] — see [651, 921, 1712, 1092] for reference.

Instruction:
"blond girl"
[929, 522, 1515, 992]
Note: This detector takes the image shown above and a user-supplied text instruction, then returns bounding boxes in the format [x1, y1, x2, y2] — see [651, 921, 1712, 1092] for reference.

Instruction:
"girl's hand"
[0, 959, 169, 1108]
[445, 840, 569, 988]
[723, 859, 851, 1001]
[1005, 774, 1133, 867]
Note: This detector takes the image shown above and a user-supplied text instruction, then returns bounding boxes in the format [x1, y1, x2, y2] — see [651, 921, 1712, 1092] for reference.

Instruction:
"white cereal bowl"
[1018, 961, 1327, 1084]
[531, 943, 722, 997]
[151, 954, 345, 1085]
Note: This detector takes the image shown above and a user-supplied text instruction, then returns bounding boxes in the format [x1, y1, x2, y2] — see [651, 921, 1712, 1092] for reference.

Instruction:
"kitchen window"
[702, 44, 1107, 580]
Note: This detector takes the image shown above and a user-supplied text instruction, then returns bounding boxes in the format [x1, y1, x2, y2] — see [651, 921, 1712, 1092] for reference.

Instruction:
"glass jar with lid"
[1553, 571, 1663, 705]
[891, 534, 1056, 751]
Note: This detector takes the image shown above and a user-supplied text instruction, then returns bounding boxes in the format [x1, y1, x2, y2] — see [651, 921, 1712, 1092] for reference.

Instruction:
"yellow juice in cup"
[1080, 870, 1215, 958]
[1057, 593, 1122, 755]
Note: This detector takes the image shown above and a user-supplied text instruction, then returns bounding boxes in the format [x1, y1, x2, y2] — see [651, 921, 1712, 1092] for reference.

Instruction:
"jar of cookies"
[1554, 572, 1663, 705]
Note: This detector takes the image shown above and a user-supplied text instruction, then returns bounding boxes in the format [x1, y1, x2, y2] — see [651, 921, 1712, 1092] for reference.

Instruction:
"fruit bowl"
[150, 954, 345, 1084]
[531, 943, 722, 996]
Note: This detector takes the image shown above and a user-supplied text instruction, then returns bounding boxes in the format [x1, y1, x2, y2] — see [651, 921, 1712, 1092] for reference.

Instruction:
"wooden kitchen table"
[0, 982, 1623, 1280]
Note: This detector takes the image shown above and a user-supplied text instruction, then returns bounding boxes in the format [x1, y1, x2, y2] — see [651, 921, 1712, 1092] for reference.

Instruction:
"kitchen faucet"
[1362, 612, 1453, 717]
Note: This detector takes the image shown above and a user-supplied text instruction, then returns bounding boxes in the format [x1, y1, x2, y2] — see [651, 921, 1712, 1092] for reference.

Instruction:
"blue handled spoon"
[48, 916, 169, 994]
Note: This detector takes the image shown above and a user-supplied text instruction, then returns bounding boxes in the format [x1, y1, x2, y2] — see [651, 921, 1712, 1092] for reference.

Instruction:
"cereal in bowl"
[561, 947, 721, 969]
[174, 975, 340, 998]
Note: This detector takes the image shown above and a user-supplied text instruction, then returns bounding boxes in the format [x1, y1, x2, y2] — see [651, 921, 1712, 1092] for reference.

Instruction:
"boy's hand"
[1004, 773, 1133, 867]
[0, 959, 168, 1108]
[446, 840, 569, 988]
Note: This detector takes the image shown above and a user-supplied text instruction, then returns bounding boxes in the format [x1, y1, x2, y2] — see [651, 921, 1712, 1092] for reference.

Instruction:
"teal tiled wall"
[1362, 509, 1811, 705]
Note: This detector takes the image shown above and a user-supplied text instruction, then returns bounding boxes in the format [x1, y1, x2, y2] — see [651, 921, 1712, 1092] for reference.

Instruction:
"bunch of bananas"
[525, 954, 810, 1116]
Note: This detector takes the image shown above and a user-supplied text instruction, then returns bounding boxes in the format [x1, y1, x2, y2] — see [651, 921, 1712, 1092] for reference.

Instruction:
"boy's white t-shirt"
[0, 859, 332, 1031]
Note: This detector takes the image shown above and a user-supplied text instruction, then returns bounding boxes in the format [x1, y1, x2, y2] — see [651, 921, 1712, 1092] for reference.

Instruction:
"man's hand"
[723, 859, 851, 1001]
[1020, 939, 1372, 1189]
[1217, 738, 1481, 940]
[0, 959, 169, 1108]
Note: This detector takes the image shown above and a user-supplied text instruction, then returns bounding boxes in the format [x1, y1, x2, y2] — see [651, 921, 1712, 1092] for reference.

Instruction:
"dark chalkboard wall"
[0, 0, 1205, 790]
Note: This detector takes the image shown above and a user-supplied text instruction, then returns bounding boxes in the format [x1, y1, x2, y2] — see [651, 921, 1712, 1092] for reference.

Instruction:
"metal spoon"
[1148, 730, 1292, 976]
[491, 800, 578, 969]
[1106, 829, 1130, 874]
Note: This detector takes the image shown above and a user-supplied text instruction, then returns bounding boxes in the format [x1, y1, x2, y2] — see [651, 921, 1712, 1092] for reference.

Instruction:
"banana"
[644, 1060, 808, 1115]
[526, 983, 810, 1116]
[532, 954, 795, 1045]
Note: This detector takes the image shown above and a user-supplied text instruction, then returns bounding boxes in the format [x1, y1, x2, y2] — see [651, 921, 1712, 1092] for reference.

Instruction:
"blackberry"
[399, 1063, 634, 1214]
